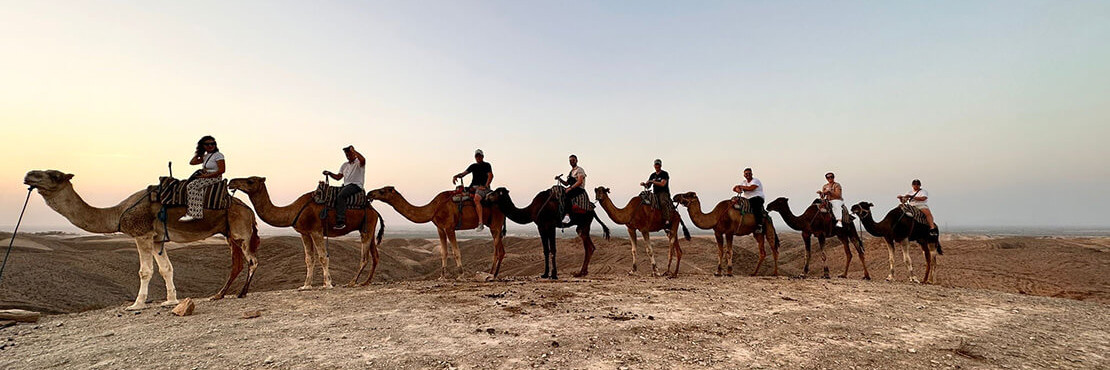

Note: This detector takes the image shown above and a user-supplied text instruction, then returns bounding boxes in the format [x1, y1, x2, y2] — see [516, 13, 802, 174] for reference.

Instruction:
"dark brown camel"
[672, 192, 780, 276]
[767, 197, 871, 280]
[488, 187, 611, 279]
[851, 202, 943, 284]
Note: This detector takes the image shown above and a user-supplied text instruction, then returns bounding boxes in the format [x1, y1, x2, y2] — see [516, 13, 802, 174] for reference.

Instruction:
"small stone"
[241, 310, 262, 319]
[908, 348, 917, 353]
[551, 341, 559, 348]
[172, 298, 195, 317]
[263, 356, 274, 364]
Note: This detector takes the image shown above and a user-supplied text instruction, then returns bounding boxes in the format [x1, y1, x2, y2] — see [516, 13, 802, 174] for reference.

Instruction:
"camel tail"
[593, 212, 612, 240]
[935, 237, 943, 255]
[680, 219, 691, 241]
[376, 213, 386, 245]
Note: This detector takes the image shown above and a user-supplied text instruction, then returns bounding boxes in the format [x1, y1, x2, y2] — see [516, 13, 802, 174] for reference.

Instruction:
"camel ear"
[259, 177, 266, 182]
[64, 173, 74, 181]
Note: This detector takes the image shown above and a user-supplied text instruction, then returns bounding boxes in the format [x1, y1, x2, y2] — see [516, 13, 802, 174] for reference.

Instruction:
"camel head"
[486, 187, 510, 204]
[24, 170, 74, 195]
[366, 186, 398, 201]
[850, 202, 874, 217]
[228, 177, 266, 193]
[766, 197, 790, 213]
[672, 192, 699, 207]
[594, 186, 611, 201]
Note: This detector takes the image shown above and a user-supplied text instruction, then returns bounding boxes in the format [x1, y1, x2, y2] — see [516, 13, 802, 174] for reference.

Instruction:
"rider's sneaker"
[476, 224, 485, 232]
[178, 215, 200, 222]
[562, 215, 571, 224]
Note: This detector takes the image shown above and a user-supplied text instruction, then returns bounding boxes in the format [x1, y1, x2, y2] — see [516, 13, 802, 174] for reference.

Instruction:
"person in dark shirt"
[452, 149, 494, 231]
[639, 159, 674, 227]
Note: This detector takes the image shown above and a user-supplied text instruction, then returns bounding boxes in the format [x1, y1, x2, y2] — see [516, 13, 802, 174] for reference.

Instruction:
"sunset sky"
[1, 1, 1107, 232]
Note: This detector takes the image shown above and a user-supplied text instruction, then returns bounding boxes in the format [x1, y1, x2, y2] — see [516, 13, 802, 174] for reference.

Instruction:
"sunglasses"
[203, 142, 217, 146]
[826, 176, 834, 179]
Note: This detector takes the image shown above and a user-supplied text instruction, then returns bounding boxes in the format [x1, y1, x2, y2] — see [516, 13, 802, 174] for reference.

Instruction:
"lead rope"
[0, 187, 34, 286]
[323, 175, 330, 258]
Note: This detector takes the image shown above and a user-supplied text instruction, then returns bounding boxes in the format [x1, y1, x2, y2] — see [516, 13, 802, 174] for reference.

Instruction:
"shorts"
[472, 187, 491, 197]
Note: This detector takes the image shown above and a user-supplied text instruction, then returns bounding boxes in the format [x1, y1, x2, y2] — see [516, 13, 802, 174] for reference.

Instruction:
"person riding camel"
[640, 159, 673, 228]
[322, 145, 366, 229]
[555, 154, 587, 224]
[453, 149, 494, 232]
[732, 168, 765, 233]
[179, 135, 225, 222]
[817, 172, 846, 227]
[897, 179, 938, 235]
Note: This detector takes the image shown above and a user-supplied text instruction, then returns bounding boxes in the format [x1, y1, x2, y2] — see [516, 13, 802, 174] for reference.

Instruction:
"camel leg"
[575, 225, 594, 277]
[885, 239, 896, 281]
[724, 233, 735, 276]
[212, 238, 244, 300]
[839, 235, 852, 279]
[299, 233, 316, 290]
[548, 228, 559, 280]
[900, 240, 918, 283]
[127, 237, 156, 310]
[642, 231, 659, 277]
[237, 238, 259, 298]
[491, 229, 506, 278]
[348, 231, 372, 287]
[801, 232, 812, 277]
[627, 228, 639, 275]
[436, 228, 450, 279]
[928, 245, 938, 284]
[766, 224, 780, 276]
[540, 230, 552, 279]
[921, 243, 933, 285]
[447, 230, 464, 277]
[363, 239, 380, 286]
[713, 232, 725, 276]
[150, 241, 179, 307]
[309, 233, 334, 289]
[668, 228, 682, 279]
[817, 235, 831, 279]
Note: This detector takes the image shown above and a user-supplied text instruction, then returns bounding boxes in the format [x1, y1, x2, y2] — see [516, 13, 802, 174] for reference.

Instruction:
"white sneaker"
[178, 215, 200, 222]
[475, 224, 485, 232]
[562, 215, 571, 224]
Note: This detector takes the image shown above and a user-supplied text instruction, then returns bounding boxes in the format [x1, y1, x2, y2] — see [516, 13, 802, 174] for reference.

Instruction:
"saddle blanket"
[151, 177, 230, 210]
[312, 183, 368, 209]
[899, 204, 929, 225]
[730, 196, 753, 215]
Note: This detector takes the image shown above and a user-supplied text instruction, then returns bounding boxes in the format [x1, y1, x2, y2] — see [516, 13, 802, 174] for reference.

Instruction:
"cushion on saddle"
[551, 185, 594, 212]
[898, 204, 929, 225]
[730, 196, 753, 214]
[312, 183, 368, 209]
[639, 190, 655, 206]
[151, 177, 230, 210]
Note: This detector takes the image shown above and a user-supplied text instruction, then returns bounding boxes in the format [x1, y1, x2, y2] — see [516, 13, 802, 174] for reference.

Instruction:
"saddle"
[639, 190, 655, 207]
[730, 196, 753, 214]
[311, 183, 368, 209]
[552, 185, 594, 212]
[898, 204, 929, 226]
[149, 176, 231, 210]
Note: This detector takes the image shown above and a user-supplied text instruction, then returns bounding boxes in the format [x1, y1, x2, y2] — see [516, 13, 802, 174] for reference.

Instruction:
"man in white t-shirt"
[897, 179, 937, 233]
[732, 168, 766, 233]
[818, 172, 846, 227]
[556, 154, 587, 223]
[324, 145, 366, 229]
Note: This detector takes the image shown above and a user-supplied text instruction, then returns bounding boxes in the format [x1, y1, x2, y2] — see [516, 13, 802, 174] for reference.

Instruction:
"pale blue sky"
[1, 1, 1107, 230]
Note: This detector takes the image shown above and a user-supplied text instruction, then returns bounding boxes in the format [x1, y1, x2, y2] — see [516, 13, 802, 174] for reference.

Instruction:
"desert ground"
[0, 231, 1107, 369]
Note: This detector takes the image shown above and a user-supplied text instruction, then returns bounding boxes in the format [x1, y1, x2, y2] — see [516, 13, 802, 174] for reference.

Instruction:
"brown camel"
[488, 187, 610, 279]
[672, 192, 780, 277]
[851, 202, 943, 284]
[228, 177, 384, 288]
[367, 186, 508, 278]
[23, 170, 261, 310]
[767, 197, 871, 280]
[594, 186, 690, 277]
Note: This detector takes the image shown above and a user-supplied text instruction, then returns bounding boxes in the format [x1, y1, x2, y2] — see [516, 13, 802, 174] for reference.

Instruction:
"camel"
[850, 202, 943, 284]
[23, 170, 261, 310]
[672, 192, 780, 277]
[367, 186, 508, 278]
[228, 177, 384, 288]
[767, 197, 871, 280]
[488, 187, 610, 279]
[594, 186, 690, 277]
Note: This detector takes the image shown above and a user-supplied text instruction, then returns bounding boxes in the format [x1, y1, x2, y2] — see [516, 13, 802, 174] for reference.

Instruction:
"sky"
[1, 0, 1107, 233]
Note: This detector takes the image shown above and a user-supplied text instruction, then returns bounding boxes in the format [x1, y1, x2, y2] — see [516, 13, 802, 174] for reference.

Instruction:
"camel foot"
[666, 273, 678, 280]
[160, 300, 180, 307]
[714, 272, 723, 277]
[795, 274, 808, 279]
[725, 272, 733, 277]
[125, 302, 147, 311]
[885, 275, 894, 282]
[572, 271, 587, 278]
[863, 275, 872, 281]
[208, 295, 224, 301]
[838, 274, 848, 279]
[549, 274, 559, 280]
[298, 285, 312, 291]
[627, 270, 636, 276]
[541, 273, 550, 279]
[344, 281, 358, 288]
[910, 277, 920, 284]
[322, 283, 335, 290]
[822, 274, 831, 279]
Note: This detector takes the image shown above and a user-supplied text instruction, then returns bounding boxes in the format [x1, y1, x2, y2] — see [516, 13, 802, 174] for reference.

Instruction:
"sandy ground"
[0, 232, 1107, 368]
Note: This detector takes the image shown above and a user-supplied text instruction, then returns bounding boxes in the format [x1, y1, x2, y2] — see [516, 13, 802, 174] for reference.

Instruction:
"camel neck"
[858, 210, 885, 237]
[42, 184, 128, 234]
[247, 186, 305, 228]
[598, 195, 637, 225]
[383, 191, 438, 224]
[774, 202, 806, 231]
[682, 199, 722, 230]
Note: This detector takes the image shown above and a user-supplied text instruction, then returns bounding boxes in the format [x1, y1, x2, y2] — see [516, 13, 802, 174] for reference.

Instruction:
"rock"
[241, 310, 262, 319]
[171, 298, 195, 317]
[551, 341, 559, 348]
[263, 356, 274, 364]
[0, 310, 40, 323]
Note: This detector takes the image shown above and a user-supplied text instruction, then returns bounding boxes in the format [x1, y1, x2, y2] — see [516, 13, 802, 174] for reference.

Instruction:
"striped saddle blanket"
[151, 177, 231, 210]
[730, 196, 752, 215]
[312, 184, 368, 209]
[898, 204, 929, 225]
[552, 186, 594, 212]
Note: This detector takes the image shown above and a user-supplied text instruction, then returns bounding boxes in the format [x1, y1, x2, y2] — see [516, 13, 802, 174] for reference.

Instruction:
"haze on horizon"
[1, 1, 1107, 232]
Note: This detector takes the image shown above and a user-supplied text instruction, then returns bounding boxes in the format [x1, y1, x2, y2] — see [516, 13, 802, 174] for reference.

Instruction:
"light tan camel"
[228, 177, 384, 288]
[594, 186, 690, 277]
[672, 192, 780, 277]
[23, 170, 260, 310]
[367, 186, 507, 278]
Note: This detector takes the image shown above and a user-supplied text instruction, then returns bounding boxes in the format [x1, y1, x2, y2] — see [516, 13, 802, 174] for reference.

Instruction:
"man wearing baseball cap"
[453, 149, 494, 232]
[323, 145, 366, 229]
[640, 158, 674, 228]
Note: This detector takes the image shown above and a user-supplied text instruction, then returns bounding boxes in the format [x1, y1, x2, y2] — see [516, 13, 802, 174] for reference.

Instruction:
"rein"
[0, 187, 34, 286]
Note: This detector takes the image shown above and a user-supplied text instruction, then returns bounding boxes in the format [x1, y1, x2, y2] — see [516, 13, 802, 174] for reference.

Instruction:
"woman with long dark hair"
[180, 135, 225, 221]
